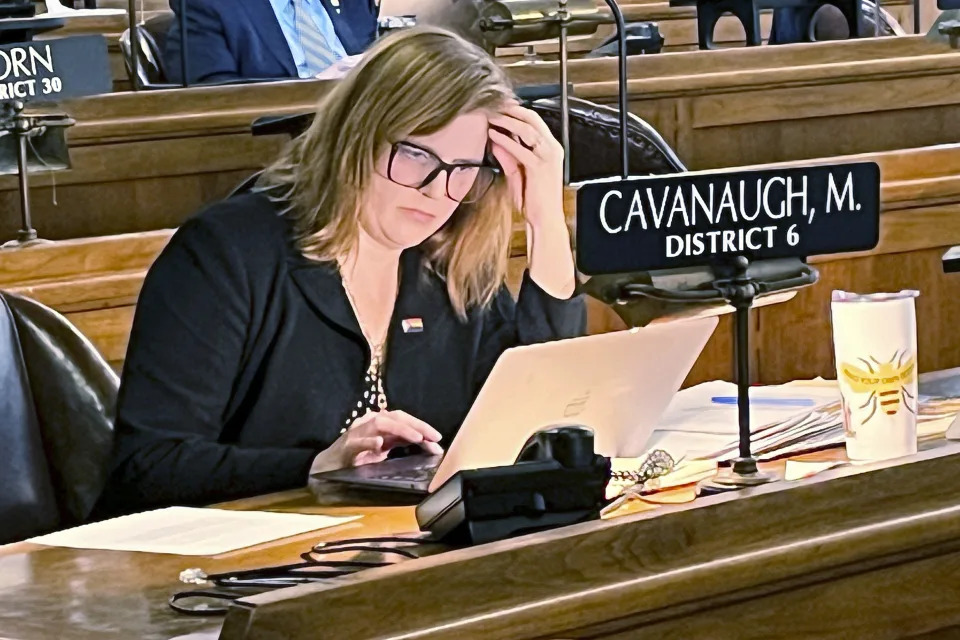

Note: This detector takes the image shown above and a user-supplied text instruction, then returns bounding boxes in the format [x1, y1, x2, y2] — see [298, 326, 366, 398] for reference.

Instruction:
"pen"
[711, 396, 816, 407]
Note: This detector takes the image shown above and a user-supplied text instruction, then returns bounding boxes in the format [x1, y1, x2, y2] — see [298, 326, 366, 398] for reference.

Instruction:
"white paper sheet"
[27, 507, 360, 556]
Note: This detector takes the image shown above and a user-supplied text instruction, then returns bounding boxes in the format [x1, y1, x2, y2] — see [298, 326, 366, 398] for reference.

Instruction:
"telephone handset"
[415, 425, 611, 546]
[515, 425, 602, 467]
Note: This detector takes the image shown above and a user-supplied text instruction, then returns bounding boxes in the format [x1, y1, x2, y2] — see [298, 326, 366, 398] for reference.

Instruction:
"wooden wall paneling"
[685, 104, 960, 170]
[60, 80, 328, 142]
[97, 0, 168, 10]
[753, 202, 960, 383]
[69, 305, 136, 367]
[689, 64, 960, 129]
[506, 36, 944, 87]
[0, 133, 284, 240]
[0, 168, 258, 241]
[672, 96, 694, 166]
[516, 38, 960, 168]
[755, 246, 960, 383]
[0, 36, 954, 246]
[0, 230, 170, 304]
[0, 229, 173, 366]
[5, 142, 960, 380]
[685, 314, 736, 385]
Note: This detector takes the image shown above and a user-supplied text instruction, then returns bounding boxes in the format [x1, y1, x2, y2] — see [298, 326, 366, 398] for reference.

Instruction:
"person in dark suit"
[95, 27, 585, 516]
[768, 0, 902, 44]
[164, 0, 379, 84]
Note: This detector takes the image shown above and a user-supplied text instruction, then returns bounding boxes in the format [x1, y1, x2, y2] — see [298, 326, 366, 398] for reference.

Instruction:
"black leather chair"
[531, 96, 686, 178]
[230, 95, 686, 197]
[0, 292, 118, 544]
[119, 13, 175, 88]
[768, 0, 901, 44]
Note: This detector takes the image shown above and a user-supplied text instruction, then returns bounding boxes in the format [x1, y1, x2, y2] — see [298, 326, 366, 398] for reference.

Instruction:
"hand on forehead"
[402, 111, 491, 165]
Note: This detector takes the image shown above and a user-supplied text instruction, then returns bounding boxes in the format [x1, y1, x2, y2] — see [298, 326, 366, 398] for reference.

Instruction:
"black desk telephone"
[415, 426, 612, 546]
[170, 426, 611, 616]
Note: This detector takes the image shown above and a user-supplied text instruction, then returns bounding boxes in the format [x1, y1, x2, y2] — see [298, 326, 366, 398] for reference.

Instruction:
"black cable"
[179, 0, 189, 88]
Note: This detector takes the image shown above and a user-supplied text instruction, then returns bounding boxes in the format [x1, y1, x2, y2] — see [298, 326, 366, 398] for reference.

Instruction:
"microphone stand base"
[1, 234, 50, 250]
[698, 457, 777, 494]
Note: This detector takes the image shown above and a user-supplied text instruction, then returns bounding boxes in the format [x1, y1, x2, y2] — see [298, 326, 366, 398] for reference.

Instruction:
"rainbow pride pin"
[402, 318, 424, 333]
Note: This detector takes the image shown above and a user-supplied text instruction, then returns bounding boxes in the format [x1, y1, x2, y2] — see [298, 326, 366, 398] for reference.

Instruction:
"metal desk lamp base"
[0, 100, 74, 249]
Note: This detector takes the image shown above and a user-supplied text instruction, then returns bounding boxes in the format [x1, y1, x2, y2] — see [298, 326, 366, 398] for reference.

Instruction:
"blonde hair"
[258, 27, 516, 318]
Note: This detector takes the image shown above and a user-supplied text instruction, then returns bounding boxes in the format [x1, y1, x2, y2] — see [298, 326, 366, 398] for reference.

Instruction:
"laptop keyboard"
[382, 465, 437, 483]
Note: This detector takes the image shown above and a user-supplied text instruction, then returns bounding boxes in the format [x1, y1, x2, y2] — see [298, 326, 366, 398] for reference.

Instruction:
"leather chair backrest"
[119, 14, 174, 87]
[2, 292, 118, 536]
[529, 96, 687, 179]
[0, 294, 60, 544]
[809, 0, 904, 39]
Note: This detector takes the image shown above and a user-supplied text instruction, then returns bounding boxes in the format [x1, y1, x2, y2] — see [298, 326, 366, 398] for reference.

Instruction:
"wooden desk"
[508, 35, 960, 170]
[0, 496, 417, 640]
[2, 437, 959, 639]
[4, 35, 960, 243]
[496, 0, 915, 59]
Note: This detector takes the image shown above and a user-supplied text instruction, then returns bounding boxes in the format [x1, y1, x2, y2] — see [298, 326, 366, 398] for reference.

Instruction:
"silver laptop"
[314, 316, 718, 495]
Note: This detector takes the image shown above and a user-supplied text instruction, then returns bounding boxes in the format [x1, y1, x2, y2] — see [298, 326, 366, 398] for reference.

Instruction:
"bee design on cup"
[840, 349, 917, 426]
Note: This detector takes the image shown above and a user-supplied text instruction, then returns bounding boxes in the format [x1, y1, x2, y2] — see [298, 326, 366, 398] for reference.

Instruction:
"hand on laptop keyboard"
[309, 410, 444, 476]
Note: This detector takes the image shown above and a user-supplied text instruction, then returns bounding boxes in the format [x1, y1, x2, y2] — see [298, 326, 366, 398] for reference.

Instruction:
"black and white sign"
[575, 162, 881, 275]
[0, 35, 111, 102]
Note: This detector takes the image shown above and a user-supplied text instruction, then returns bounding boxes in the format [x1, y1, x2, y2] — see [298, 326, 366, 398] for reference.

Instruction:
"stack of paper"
[27, 507, 360, 556]
[709, 407, 845, 462]
[645, 379, 960, 464]
[645, 380, 842, 461]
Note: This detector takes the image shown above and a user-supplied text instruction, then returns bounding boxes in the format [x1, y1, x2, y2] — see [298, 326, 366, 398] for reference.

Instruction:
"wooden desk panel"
[4, 36, 959, 243]
[219, 440, 960, 640]
[0, 497, 417, 640]
[4, 142, 960, 381]
[0, 425, 957, 640]
[513, 36, 960, 169]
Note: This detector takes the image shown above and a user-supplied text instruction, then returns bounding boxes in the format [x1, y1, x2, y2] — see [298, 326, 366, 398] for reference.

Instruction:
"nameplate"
[0, 35, 111, 102]
[575, 162, 881, 275]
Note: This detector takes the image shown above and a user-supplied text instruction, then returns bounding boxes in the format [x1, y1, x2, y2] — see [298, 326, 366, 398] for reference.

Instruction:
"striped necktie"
[294, 0, 337, 74]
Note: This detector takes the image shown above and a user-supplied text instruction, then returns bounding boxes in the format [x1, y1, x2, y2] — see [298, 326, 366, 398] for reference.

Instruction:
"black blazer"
[95, 193, 585, 515]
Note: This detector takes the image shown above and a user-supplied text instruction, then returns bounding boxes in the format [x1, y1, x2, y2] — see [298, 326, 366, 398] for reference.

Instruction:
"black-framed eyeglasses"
[387, 140, 501, 204]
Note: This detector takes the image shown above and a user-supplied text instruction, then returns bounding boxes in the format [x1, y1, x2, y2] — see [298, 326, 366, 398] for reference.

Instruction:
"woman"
[95, 26, 585, 516]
